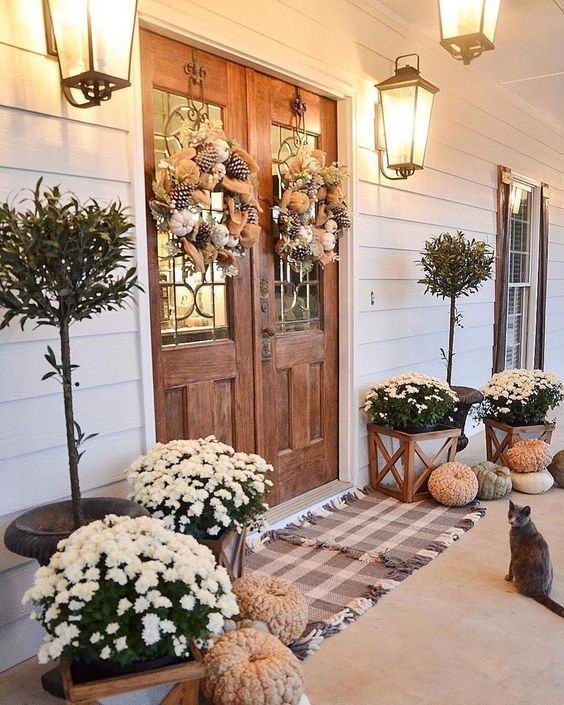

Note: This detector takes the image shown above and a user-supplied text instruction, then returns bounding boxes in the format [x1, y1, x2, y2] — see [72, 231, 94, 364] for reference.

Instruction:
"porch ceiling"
[370, 0, 564, 130]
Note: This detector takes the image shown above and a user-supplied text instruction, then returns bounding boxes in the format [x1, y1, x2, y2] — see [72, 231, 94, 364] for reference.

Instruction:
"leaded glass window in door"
[153, 88, 229, 346]
[271, 124, 321, 334]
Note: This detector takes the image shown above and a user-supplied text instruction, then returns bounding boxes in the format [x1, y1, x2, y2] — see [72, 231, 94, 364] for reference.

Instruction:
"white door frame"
[128, 5, 359, 485]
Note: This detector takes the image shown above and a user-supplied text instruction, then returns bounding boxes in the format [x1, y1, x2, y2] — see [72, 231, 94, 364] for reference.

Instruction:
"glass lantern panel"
[483, 0, 501, 42]
[439, 0, 483, 38]
[48, 0, 89, 79]
[381, 85, 417, 169]
[90, 0, 137, 78]
[412, 85, 435, 168]
[154, 88, 229, 348]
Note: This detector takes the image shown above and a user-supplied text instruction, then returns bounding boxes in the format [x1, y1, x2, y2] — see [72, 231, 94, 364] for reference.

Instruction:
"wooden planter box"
[199, 527, 247, 581]
[484, 418, 555, 466]
[368, 424, 460, 503]
[61, 656, 205, 705]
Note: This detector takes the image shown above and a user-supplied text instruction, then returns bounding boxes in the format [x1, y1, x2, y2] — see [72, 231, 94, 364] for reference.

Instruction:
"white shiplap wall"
[1, 0, 564, 671]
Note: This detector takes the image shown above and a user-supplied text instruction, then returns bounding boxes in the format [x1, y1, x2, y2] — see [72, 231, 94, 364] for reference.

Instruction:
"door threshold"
[263, 480, 353, 532]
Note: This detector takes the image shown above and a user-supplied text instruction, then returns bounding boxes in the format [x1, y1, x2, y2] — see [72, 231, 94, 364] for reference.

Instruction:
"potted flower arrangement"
[23, 515, 239, 674]
[474, 369, 563, 465]
[364, 373, 460, 502]
[1, 182, 145, 566]
[418, 230, 494, 450]
[127, 436, 273, 579]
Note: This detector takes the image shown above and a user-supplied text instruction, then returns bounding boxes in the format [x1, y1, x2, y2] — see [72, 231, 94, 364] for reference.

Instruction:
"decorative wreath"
[150, 119, 262, 277]
[277, 144, 351, 273]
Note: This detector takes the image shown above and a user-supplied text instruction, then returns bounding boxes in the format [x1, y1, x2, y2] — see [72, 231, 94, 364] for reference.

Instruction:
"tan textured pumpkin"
[428, 462, 478, 506]
[203, 628, 304, 705]
[471, 461, 512, 500]
[511, 468, 554, 494]
[233, 574, 308, 645]
[507, 439, 552, 473]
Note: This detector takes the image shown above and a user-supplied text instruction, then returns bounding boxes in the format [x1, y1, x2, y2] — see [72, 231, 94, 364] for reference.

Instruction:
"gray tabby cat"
[506, 499, 564, 617]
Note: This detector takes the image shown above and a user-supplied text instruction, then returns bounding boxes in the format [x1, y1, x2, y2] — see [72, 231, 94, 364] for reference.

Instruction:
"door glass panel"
[271, 123, 321, 334]
[153, 89, 229, 347]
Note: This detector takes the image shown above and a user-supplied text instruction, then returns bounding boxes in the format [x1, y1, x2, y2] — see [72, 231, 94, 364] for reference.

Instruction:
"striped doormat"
[246, 487, 486, 659]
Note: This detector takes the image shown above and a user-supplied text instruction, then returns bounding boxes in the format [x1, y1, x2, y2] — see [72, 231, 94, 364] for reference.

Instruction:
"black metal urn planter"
[4, 498, 149, 566]
[449, 385, 484, 452]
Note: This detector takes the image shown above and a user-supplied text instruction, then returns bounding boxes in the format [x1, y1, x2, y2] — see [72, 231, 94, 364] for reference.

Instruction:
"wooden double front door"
[141, 31, 339, 505]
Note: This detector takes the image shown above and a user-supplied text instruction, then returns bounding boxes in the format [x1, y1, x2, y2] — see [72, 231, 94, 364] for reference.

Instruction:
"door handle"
[262, 326, 275, 338]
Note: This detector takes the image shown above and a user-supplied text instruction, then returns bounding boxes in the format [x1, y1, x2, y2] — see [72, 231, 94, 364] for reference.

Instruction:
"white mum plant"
[128, 436, 273, 539]
[364, 372, 457, 430]
[23, 515, 238, 666]
[475, 369, 563, 425]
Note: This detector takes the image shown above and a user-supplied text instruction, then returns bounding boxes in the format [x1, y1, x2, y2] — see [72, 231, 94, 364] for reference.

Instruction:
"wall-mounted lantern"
[376, 54, 439, 180]
[438, 0, 501, 64]
[44, 0, 138, 108]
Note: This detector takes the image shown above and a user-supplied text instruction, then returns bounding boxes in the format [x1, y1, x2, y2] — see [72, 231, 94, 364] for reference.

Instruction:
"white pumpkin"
[169, 209, 197, 237]
[299, 226, 313, 244]
[213, 138, 231, 163]
[324, 218, 338, 234]
[321, 232, 336, 251]
[225, 234, 239, 248]
[510, 469, 554, 494]
[211, 223, 230, 248]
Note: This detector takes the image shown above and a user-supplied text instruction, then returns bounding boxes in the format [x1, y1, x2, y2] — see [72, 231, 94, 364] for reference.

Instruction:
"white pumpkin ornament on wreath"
[275, 90, 351, 273]
[149, 53, 262, 277]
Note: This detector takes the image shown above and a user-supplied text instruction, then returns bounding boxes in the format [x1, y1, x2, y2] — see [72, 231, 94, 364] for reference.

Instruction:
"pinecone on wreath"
[225, 153, 251, 181]
[194, 145, 219, 173]
[241, 202, 260, 224]
[331, 203, 351, 230]
[194, 221, 212, 249]
[291, 244, 311, 263]
[284, 211, 302, 238]
[169, 182, 194, 210]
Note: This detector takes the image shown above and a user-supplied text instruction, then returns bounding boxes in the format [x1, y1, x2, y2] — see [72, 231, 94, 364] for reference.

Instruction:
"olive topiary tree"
[0, 181, 139, 528]
[418, 230, 494, 385]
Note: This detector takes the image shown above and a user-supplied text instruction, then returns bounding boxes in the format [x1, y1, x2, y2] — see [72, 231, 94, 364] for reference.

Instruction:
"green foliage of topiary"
[0, 180, 140, 527]
[418, 230, 494, 384]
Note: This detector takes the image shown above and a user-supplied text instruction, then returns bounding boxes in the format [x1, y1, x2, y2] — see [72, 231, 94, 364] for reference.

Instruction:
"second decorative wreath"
[277, 144, 351, 273]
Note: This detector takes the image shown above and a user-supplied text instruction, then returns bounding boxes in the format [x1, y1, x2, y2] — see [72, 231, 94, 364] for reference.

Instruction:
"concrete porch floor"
[1, 421, 564, 705]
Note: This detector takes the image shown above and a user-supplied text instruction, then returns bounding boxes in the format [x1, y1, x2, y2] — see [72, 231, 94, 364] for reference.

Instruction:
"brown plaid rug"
[247, 487, 485, 659]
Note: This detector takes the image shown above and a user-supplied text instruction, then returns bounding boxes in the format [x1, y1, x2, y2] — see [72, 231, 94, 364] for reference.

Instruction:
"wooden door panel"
[141, 30, 255, 452]
[277, 441, 326, 504]
[248, 69, 339, 505]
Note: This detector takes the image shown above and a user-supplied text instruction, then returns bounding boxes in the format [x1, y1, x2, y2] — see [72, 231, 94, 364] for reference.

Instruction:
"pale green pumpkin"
[472, 461, 512, 500]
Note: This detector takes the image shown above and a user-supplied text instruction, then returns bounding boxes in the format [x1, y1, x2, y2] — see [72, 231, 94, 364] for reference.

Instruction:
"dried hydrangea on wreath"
[150, 119, 262, 277]
[277, 145, 351, 273]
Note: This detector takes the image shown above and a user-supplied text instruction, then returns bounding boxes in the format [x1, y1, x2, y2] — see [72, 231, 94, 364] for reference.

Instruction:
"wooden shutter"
[492, 165, 512, 373]
[534, 183, 550, 369]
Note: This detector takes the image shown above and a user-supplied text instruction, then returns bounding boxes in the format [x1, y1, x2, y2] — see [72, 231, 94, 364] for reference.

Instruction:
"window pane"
[505, 184, 533, 368]
[154, 89, 229, 348]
